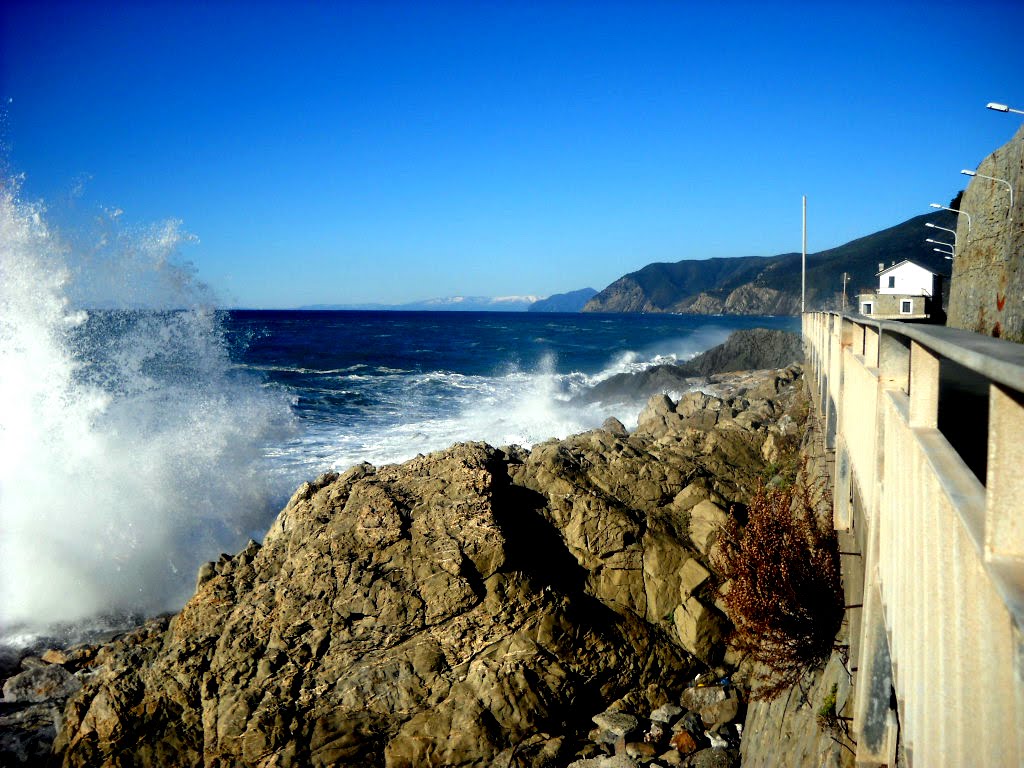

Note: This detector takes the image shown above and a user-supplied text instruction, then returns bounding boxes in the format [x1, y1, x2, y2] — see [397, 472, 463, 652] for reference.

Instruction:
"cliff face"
[583, 257, 772, 314]
[583, 212, 957, 316]
[947, 125, 1024, 342]
[36, 367, 810, 767]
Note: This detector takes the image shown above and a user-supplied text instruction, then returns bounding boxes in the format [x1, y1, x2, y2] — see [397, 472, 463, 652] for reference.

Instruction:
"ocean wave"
[0, 185, 292, 641]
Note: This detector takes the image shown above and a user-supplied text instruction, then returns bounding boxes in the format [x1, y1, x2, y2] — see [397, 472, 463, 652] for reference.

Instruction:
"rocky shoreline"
[1, 358, 810, 767]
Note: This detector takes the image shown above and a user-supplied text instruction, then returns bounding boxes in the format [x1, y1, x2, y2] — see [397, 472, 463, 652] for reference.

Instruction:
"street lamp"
[987, 102, 1024, 115]
[932, 248, 954, 260]
[961, 169, 1014, 211]
[926, 237, 955, 258]
[925, 221, 957, 245]
[929, 203, 971, 234]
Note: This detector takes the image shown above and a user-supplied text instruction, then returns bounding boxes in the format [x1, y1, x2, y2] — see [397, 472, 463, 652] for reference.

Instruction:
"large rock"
[49, 366, 810, 767]
[673, 598, 729, 666]
[54, 445, 695, 767]
[680, 558, 712, 599]
[688, 500, 729, 555]
[947, 124, 1024, 341]
[2, 665, 80, 703]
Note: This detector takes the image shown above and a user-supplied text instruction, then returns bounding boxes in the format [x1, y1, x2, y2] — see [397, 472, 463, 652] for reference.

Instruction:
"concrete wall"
[803, 311, 1024, 767]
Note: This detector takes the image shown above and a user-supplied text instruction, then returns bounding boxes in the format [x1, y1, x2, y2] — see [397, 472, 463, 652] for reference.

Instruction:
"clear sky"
[2, 1, 1022, 308]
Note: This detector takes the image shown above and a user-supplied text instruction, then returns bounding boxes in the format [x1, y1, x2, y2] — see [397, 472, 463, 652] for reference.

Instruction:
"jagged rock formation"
[26, 366, 808, 767]
[582, 211, 957, 316]
[947, 124, 1024, 342]
[581, 329, 804, 404]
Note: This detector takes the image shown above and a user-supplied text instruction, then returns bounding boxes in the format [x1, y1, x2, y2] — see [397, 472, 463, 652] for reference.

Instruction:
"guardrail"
[802, 311, 1024, 767]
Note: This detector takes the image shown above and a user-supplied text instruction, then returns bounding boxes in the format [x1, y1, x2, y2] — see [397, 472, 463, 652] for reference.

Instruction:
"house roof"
[876, 259, 937, 277]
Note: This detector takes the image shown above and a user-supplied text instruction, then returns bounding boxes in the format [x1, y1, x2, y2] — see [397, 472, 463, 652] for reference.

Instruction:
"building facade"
[857, 260, 943, 321]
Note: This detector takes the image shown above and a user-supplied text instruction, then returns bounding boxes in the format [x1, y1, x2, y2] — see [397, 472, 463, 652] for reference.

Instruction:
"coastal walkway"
[803, 311, 1024, 767]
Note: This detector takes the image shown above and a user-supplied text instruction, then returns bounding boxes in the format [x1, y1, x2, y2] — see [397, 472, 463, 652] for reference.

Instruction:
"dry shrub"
[713, 460, 843, 700]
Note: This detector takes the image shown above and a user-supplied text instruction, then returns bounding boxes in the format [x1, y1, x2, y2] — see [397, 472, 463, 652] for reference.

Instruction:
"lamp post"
[987, 102, 1024, 115]
[933, 247, 954, 260]
[925, 221, 957, 245]
[961, 169, 1014, 211]
[802, 195, 807, 314]
[926, 237, 954, 250]
[930, 202, 971, 235]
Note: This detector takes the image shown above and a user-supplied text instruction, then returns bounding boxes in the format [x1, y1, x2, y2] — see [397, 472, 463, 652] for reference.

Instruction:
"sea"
[229, 310, 800, 489]
[0, 185, 798, 648]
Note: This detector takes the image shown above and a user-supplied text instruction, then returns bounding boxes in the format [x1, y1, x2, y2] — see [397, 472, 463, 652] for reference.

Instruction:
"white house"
[875, 260, 936, 296]
[858, 260, 943, 321]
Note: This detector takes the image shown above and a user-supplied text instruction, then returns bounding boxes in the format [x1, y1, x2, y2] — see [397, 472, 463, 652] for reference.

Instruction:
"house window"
[888, 276, 896, 289]
[900, 299, 913, 314]
[862, 302, 873, 315]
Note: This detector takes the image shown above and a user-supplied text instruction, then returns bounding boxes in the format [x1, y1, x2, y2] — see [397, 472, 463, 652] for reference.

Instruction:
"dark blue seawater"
[223, 310, 800, 498]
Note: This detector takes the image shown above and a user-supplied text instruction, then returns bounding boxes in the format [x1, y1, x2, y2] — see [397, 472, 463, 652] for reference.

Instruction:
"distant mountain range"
[583, 201, 960, 315]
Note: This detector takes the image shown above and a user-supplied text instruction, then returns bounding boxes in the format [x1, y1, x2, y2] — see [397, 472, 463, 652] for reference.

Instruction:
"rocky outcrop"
[582, 329, 804, 404]
[671, 286, 800, 316]
[947, 124, 1024, 342]
[14, 366, 809, 767]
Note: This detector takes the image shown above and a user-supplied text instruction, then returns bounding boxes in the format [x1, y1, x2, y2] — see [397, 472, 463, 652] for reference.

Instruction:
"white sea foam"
[0, 184, 290, 640]
[268, 345, 699, 478]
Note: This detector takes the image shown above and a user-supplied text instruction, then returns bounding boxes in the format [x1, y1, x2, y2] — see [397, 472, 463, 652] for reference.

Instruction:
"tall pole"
[801, 195, 807, 313]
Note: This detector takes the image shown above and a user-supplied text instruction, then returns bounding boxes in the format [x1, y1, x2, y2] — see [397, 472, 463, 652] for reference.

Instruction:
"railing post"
[853, 321, 866, 357]
[986, 383, 1024, 559]
[878, 330, 910, 393]
[909, 341, 939, 429]
[864, 325, 879, 368]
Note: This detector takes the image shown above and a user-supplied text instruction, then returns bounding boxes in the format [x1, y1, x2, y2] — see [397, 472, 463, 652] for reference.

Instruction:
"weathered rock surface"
[3, 665, 81, 704]
[38, 365, 807, 767]
[947, 124, 1024, 342]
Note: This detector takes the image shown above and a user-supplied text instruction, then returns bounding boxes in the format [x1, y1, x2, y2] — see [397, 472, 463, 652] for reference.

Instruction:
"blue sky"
[3, 1, 1022, 308]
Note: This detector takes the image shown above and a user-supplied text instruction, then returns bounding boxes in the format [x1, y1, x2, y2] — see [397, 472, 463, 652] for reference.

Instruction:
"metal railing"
[803, 311, 1024, 767]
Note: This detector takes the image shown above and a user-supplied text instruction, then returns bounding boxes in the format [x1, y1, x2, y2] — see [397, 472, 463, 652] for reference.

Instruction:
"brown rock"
[603, 416, 629, 437]
[40, 649, 68, 665]
[53, 444, 696, 767]
[670, 729, 699, 755]
[46, 366, 809, 767]
[687, 500, 728, 555]
[673, 597, 729, 665]
[679, 557, 711, 598]
[681, 684, 728, 712]
[2, 665, 80, 703]
[700, 694, 740, 728]
[626, 740, 658, 759]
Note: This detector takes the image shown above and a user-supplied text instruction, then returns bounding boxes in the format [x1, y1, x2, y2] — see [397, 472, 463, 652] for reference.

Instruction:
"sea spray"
[0, 184, 290, 639]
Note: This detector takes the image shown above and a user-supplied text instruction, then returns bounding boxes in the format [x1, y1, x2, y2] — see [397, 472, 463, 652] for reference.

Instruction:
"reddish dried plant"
[713, 462, 844, 700]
